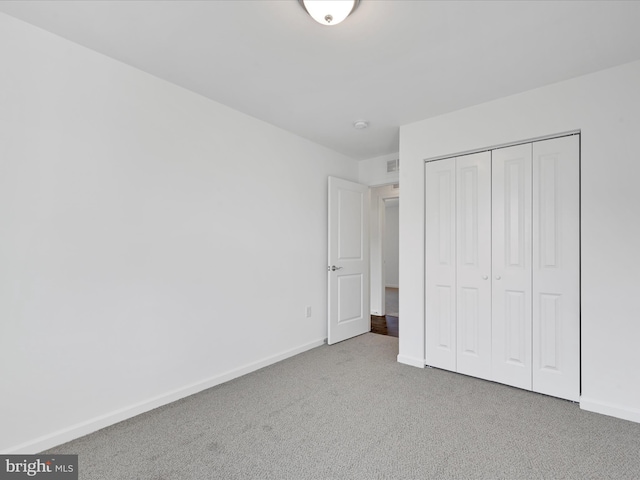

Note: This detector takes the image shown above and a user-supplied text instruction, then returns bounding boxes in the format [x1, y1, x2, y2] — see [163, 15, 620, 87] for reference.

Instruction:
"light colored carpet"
[385, 287, 398, 317]
[45, 334, 640, 479]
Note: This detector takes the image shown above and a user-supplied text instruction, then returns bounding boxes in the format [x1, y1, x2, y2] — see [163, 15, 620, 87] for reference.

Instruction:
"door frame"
[423, 131, 581, 400]
[369, 183, 400, 317]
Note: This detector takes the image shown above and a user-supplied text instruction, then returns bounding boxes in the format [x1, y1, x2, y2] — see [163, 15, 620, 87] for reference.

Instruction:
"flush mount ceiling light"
[298, 0, 361, 26]
[353, 120, 369, 129]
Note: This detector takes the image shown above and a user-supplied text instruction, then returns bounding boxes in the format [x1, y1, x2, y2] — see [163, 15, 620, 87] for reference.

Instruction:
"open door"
[327, 176, 370, 345]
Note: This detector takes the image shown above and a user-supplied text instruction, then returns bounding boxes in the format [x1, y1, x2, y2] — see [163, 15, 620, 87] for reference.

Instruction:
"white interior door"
[425, 158, 457, 371]
[492, 143, 533, 390]
[532, 135, 580, 401]
[328, 176, 370, 345]
[456, 152, 492, 380]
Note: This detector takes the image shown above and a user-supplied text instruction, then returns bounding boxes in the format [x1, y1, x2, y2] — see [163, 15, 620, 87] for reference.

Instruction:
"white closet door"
[425, 158, 457, 371]
[492, 144, 533, 390]
[456, 152, 492, 380]
[532, 136, 580, 401]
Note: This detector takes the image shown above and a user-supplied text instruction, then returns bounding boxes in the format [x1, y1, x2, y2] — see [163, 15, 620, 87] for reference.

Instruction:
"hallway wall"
[384, 200, 399, 288]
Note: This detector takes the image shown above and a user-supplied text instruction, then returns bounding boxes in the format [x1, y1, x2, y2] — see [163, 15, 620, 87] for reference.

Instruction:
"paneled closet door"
[532, 136, 580, 401]
[492, 144, 533, 390]
[425, 158, 457, 371]
[456, 152, 492, 380]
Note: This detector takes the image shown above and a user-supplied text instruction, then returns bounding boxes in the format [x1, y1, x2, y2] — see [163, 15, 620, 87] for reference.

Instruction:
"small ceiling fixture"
[353, 120, 369, 129]
[298, 0, 361, 27]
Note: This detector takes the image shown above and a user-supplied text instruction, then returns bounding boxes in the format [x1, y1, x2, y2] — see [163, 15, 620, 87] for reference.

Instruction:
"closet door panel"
[532, 136, 580, 401]
[425, 158, 457, 371]
[492, 144, 532, 390]
[456, 152, 492, 380]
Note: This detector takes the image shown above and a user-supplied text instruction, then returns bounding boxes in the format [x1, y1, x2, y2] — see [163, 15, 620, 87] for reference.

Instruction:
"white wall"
[0, 13, 358, 453]
[384, 200, 399, 288]
[358, 152, 399, 187]
[398, 59, 640, 423]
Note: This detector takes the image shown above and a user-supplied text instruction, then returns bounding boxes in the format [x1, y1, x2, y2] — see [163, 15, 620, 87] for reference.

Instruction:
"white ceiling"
[2, 0, 640, 160]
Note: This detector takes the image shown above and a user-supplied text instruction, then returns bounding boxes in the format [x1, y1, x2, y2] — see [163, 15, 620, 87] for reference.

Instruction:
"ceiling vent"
[387, 159, 399, 173]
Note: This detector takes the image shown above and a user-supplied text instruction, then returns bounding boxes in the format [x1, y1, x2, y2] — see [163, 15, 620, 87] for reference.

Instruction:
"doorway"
[370, 184, 399, 337]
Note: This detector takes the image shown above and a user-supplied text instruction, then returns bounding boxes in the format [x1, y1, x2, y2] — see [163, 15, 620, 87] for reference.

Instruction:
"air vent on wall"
[387, 158, 399, 173]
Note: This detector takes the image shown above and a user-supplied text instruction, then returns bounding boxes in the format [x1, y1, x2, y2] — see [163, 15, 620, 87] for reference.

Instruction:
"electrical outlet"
[305, 306, 312, 318]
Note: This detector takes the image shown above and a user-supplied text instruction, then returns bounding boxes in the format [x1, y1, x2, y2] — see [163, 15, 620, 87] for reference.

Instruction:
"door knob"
[495, 275, 501, 280]
[329, 265, 343, 271]
[482, 275, 488, 280]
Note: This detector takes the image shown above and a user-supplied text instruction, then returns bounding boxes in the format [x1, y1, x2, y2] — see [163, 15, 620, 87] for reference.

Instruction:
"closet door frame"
[424, 132, 581, 401]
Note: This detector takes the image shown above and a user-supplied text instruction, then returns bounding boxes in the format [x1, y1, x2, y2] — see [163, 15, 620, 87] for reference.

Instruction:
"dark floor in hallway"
[371, 287, 398, 337]
[371, 315, 398, 337]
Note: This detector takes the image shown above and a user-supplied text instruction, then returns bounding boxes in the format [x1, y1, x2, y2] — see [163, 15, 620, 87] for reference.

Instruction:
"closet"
[425, 135, 579, 401]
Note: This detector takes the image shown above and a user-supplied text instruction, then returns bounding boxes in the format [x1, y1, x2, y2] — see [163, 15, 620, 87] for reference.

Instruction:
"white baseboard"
[4, 338, 325, 454]
[397, 354, 425, 368]
[580, 397, 640, 424]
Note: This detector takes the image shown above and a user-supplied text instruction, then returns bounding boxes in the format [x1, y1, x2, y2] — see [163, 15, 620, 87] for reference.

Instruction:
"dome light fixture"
[298, 0, 360, 27]
[353, 120, 369, 129]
